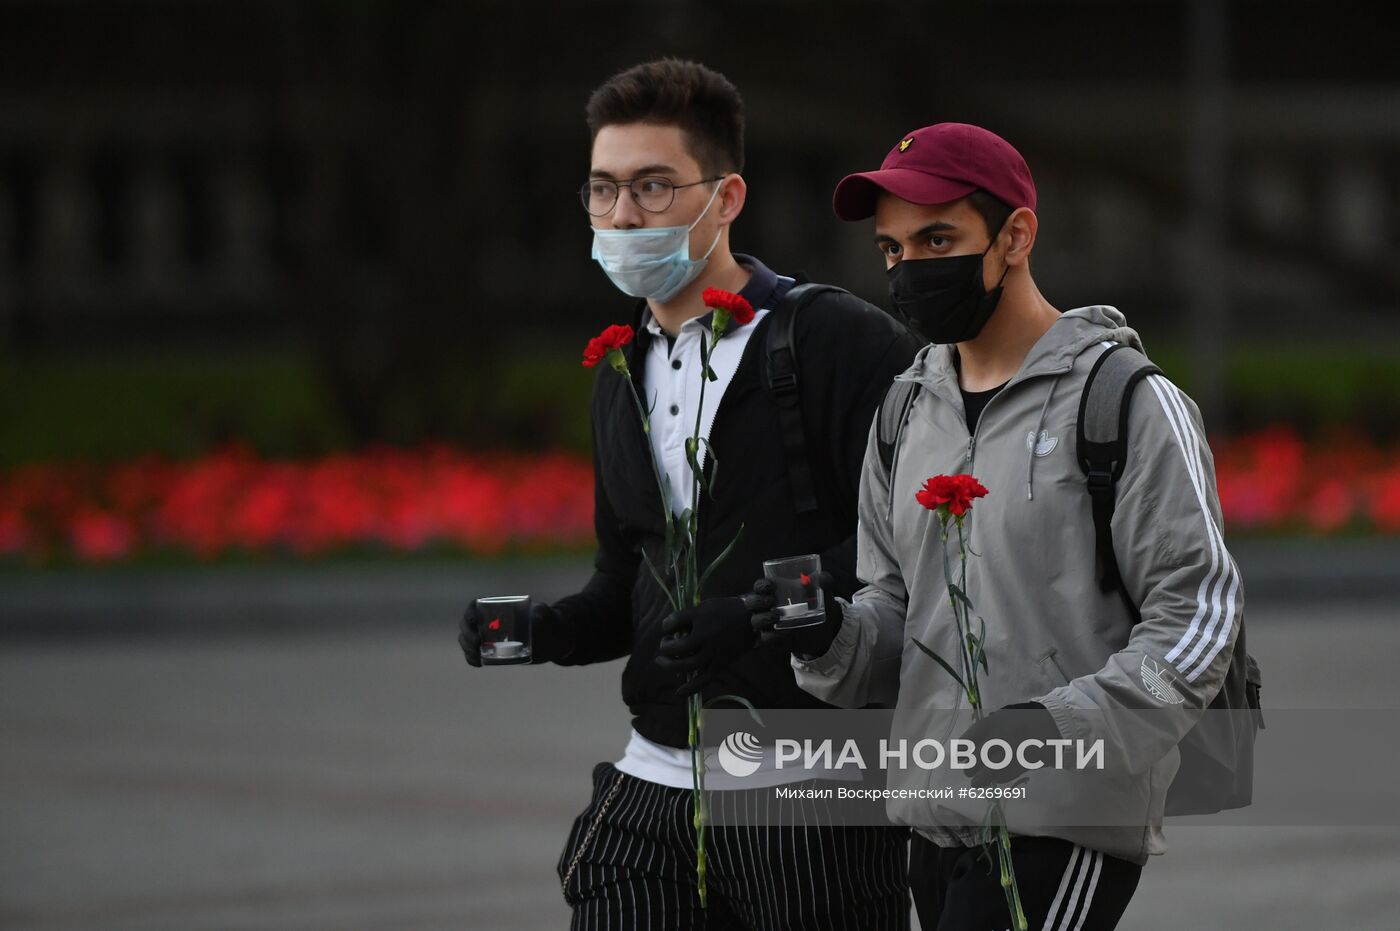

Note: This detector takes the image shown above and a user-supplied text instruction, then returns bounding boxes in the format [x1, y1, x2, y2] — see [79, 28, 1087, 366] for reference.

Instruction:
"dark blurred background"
[2, 0, 1396, 470]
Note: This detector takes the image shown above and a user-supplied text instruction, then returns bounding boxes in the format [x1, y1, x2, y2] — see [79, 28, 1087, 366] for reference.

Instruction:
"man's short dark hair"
[586, 59, 745, 176]
[967, 190, 1014, 242]
[967, 191, 1030, 269]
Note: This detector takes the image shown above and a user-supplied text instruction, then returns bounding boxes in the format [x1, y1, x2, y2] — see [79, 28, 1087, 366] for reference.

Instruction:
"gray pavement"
[2, 552, 1399, 929]
[2, 539, 1396, 637]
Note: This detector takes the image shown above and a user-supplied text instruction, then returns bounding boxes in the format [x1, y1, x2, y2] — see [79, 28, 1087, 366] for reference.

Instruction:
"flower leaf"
[977, 808, 998, 857]
[685, 438, 702, 477]
[947, 582, 975, 611]
[700, 438, 719, 494]
[966, 631, 989, 675]
[659, 482, 676, 549]
[912, 638, 966, 691]
[702, 693, 765, 729]
[641, 548, 681, 611]
[698, 523, 745, 595]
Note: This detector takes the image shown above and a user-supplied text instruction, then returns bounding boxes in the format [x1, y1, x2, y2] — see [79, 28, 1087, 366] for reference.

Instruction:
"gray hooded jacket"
[793, 306, 1242, 865]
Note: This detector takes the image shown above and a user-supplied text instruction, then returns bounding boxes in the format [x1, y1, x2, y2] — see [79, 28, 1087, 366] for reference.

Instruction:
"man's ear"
[715, 174, 747, 226]
[1001, 207, 1038, 268]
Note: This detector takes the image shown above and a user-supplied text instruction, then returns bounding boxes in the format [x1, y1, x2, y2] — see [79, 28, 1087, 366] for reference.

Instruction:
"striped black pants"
[557, 762, 911, 930]
[909, 833, 1141, 931]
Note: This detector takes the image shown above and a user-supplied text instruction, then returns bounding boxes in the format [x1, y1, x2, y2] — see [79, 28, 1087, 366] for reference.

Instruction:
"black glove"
[457, 601, 572, 667]
[750, 571, 844, 660]
[655, 589, 775, 697]
[958, 701, 1061, 787]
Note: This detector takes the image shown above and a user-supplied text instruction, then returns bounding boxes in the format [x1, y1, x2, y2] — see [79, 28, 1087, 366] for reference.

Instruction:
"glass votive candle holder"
[762, 554, 825, 629]
[476, 595, 532, 665]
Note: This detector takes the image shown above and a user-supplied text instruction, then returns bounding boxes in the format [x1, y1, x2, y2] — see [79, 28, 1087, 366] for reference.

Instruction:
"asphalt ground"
[2, 543, 1398, 929]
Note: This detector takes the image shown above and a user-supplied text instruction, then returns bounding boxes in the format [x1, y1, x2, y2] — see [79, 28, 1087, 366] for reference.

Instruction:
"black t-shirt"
[961, 382, 1008, 433]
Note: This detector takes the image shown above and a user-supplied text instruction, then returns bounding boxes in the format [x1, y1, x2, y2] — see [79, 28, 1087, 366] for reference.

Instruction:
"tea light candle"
[775, 603, 808, 620]
[493, 639, 524, 658]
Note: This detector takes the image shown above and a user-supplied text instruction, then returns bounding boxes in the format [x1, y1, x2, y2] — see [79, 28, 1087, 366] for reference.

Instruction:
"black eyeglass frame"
[579, 175, 725, 216]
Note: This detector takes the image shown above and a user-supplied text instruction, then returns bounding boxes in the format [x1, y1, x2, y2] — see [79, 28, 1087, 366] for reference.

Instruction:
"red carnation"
[488, 618, 502, 630]
[799, 571, 812, 586]
[916, 473, 989, 519]
[703, 288, 755, 326]
[582, 324, 634, 369]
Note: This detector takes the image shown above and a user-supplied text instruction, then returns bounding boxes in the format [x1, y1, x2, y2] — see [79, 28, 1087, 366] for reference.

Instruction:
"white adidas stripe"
[1188, 556, 1241, 680]
[1152, 376, 1230, 674]
[1153, 378, 1243, 683]
[1158, 377, 1240, 680]
[1156, 378, 1240, 680]
[1053, 849, 1100, 931]
[1042, 845, 1085, 931]
[1145, 376, 1227, 671]
[1144, 375, 1237, 682]
[1143, 375, 1220, 666]
[1067, 850, 1104, 931]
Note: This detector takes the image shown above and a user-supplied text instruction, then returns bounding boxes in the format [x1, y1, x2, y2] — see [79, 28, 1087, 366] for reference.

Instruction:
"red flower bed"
[0, 445, 595, 565]
[1211, 427, 1399, 534]
[0, 428, 1397, 566]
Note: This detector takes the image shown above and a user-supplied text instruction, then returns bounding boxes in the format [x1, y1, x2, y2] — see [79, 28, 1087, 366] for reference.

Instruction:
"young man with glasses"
[458, 59, 922, 929]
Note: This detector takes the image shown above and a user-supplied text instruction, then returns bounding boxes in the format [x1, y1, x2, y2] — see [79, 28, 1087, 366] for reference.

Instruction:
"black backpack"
[875, 343, 1263, 816]
[764, 281, 911, 515]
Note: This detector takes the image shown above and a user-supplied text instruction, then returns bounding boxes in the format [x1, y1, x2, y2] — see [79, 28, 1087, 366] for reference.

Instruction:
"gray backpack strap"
[1075, 343, 1162, 608]
[876, 379, 921, 480]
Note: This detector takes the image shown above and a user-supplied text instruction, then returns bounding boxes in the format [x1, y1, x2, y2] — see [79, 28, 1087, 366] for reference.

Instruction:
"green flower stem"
[690, 332, 712, 510]
[938, 520, 979, 718]
[685, 331, 717, 907]
[690, 692, 709, 907]
[620, 366, 671, 528]
[997, 818, 1029, 931]
[612, 319, 738, 909]
[937, 510, 1025, 928]
[955, 519, 982, 717]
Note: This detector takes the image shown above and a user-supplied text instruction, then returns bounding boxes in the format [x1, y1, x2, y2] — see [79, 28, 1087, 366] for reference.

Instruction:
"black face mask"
[886, 245, 1009, 345]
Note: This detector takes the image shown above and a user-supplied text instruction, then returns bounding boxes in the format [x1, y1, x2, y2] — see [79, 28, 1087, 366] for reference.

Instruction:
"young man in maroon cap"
[766, 123, 1244, 929]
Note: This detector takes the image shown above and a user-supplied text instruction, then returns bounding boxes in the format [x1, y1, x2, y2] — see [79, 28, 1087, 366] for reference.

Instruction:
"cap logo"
[898, 137, 914, 152]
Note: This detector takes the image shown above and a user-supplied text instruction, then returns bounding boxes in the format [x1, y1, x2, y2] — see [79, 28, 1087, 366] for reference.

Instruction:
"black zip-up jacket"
[552, 257, 923, 748]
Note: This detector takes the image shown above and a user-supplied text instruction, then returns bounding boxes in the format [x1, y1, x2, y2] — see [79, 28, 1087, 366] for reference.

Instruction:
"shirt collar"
[641, 254, 781, 337]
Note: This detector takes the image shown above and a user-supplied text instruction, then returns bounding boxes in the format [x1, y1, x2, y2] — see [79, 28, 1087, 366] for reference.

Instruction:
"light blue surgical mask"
[590, 181, 724, 303]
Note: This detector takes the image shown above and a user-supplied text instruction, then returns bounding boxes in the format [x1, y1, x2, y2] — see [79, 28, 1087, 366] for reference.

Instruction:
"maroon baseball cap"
[832, 122, 1037, 221]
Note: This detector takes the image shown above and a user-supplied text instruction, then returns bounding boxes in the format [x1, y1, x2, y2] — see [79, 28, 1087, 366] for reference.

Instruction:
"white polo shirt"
[640, 305, 770, 518]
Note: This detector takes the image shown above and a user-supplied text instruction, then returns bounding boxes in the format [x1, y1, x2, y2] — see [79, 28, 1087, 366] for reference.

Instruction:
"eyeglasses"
[580, 175, 723, 217]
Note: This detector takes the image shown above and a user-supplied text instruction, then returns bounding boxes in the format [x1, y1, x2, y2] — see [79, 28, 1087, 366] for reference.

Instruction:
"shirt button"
[669, 404, 680, 416]
[671, 359, 681, 370]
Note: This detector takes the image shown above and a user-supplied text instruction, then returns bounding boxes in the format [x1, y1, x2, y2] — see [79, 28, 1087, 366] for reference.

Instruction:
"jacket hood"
[902, 305, 1145, 394]
[888, 305, 1148, 512]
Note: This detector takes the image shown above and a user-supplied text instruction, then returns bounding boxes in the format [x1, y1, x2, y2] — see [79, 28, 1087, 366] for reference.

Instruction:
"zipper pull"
[965, 435, 975, 462]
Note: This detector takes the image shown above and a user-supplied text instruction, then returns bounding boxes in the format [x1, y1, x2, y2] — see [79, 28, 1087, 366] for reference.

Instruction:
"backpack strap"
[764, 282, 843, 515]
[1076, 343, 1162, 616]
[877, 379, 921, 478]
